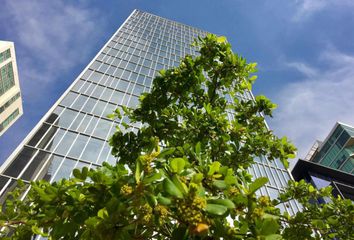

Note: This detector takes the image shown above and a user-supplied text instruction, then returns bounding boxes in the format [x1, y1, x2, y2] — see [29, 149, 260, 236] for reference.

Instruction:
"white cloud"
[293, 0, 354, 22]
[285, 61, 318, 78]
[2, 0, 104, 96]
[270, 48, 354, 163]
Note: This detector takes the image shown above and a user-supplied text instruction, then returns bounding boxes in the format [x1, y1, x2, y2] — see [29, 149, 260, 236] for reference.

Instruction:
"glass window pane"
[93, 118, 112, 139]
[128, 96, 139, 108]
[3, 147, 37, 178]
[103, 103, 116, 117]
[45, 127, 65, 151]
[46, 106, 64, 124]
[42, 155, 64, 181]
[92, 85, 105, 98]
[81, 138, 104, 162]
[0, 176, 11, 193]
[81, 69, 93, 80]
[84, 117, 98, 135]
[68, 134, 89, 159]
[101, 88, 113, 102]
[28, 123, 51, 147]
[110, 90, 125, 105]
[89, 71, 103, 83]
[60, 92, 78, 107]
[77, 115, 92, 133]
[116, 80, 128, 92]
[267, 187, 279, 200]
[71, 112, 85, 131]
[92, 101, 106, 117]
[72, 95, 88, 111]
[72, 80, 84, 92]
[97, 142, 116, 165]
[82, 98, 97, 113]
[85, 82, 96, 95]
[21, 151, 51, 181]
[54, 131, 76, 155]
[56, 108, 78, 129]
[52, 158, 77, 182]
[133, 84, 144, 96]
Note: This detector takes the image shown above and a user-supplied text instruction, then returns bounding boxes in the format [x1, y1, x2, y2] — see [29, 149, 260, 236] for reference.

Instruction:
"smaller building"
[292, 159, 354, 201]
[292, 122, 354, 201]
[0, 41, 23, 136]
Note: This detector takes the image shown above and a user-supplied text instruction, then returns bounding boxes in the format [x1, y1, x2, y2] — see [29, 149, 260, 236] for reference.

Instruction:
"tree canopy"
[0, 34, 353, 240]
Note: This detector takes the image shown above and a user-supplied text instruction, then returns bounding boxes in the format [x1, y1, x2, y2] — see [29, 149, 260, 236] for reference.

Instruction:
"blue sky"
[1, 0, 354, 167]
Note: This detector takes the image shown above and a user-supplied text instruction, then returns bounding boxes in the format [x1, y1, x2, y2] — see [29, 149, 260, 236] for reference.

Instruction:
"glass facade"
[311, 123, 354, 174]
[0, 108, 19, 132]
[0, 62, 15, 97]
[0, 92, 20, 115]
[0, 49, 11, 64]
[0, 10, 301, 214]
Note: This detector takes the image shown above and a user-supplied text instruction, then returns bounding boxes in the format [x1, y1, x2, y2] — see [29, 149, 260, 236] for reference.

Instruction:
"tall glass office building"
[0, 10, 301, 214]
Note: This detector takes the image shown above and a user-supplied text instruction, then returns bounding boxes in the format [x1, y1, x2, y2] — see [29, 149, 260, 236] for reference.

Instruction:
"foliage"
[0, 34, 353, 239]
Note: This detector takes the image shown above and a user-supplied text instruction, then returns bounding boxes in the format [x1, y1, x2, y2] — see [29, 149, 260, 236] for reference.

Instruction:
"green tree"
[0, 34, 353, 239]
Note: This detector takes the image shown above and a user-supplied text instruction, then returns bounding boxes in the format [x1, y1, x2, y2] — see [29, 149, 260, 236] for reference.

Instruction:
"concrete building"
[0, 41, 23, 136]
[0, 10, 301, 213]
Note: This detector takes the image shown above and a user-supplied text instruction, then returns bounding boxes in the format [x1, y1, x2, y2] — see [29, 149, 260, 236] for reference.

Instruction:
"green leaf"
[208, 161, 221, 176]
[97, 208, 109, 219]
[146, 194, 157, 207]
[224, 175, 237, 185]
[327, 216, 338, 225]
[208, 198, 235, 209]
[157, 195, 172, 205]
[31, 225, 45, 236]
[265, 234, 282, 240]
[212, 180, 227, 190]
[172, 175, 188, 194]
[249, 177, 268, 194]
[170, 158, 186, 174]
[239, 222, 249, 234]
[281, 158, 289, 169]
[206, 203, 228, 216]
[216, 36, 226, 43]
[192, 173, 204, 184]
[204, 103, 212, 114]
[172, 225, 188, 240]
[158, 147, 176, 158]
[143, 172, 163, 184]
[260, 218, 279, 236]
[311, 219, 325, 229]
[81, 167, 88, 180]
[308, 185, 315, 193]
[163, 178, 183, 198]
[135, 159, 142, 183]
[263, 213, 279, 220]
[195, 142, 201, 155]
[85, 217, 100, 228]
[72, 169, 81, 179]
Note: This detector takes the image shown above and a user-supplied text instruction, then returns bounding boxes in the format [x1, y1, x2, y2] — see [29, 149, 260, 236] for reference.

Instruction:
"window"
[81, 138, 104, 162]
[0, 108, 19, 131]
[0, 48, 11, 63]
[3, 146, 36, 178]
[54, 131, 76, 155]
[21, 151, 52, 181]
[0, 62, 15, 96]
[68, 134, 89, 159]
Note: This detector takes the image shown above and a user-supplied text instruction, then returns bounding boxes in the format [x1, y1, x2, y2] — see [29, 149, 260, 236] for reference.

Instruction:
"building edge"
[0, 10, 137, 173]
